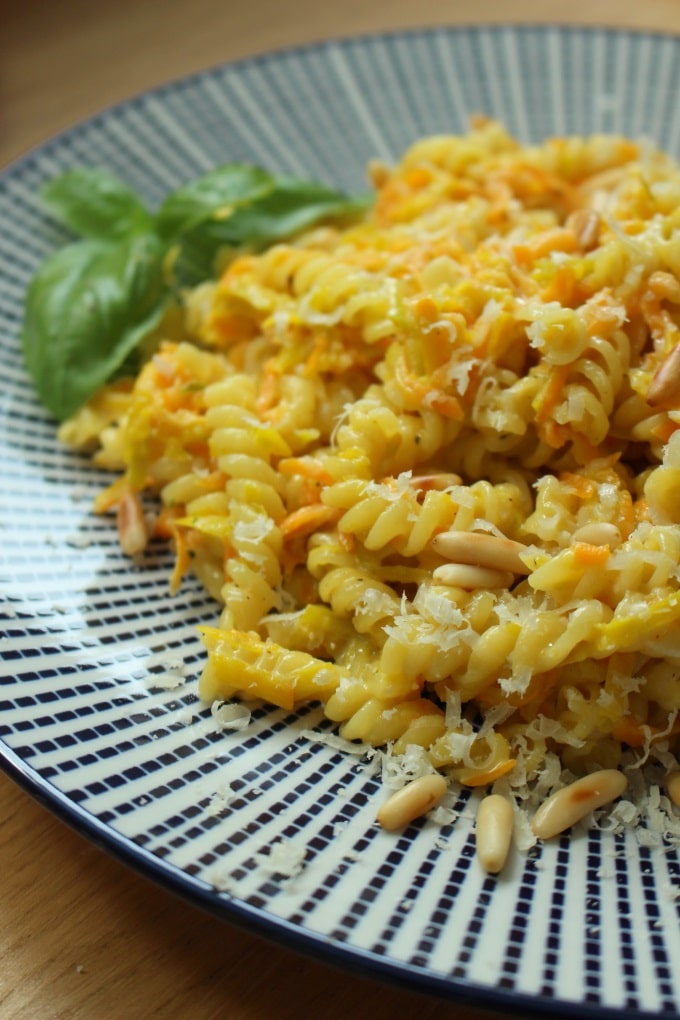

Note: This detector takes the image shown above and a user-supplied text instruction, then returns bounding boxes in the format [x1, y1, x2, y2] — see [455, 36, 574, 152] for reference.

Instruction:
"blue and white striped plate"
[2, 25, 680, 1018]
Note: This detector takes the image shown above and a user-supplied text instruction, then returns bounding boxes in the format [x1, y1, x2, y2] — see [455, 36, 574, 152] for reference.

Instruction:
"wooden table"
[4, 1, 680, 1017]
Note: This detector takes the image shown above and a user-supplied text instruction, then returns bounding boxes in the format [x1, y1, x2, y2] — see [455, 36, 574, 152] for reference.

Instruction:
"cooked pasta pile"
[63, 119, 680, 833]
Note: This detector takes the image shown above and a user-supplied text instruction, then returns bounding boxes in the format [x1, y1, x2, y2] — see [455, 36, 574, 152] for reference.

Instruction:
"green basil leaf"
[24, 162, 372, 420]
[156, 164, 274, 241]
[22, 233, 167, 420]
[41, 169, 153, 241]
[214, 177, 372, 246]
[170, 177, 372, 287]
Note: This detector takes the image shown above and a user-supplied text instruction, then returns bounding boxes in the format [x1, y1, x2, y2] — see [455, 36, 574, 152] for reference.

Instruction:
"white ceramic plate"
[2, 25, 680, 1018]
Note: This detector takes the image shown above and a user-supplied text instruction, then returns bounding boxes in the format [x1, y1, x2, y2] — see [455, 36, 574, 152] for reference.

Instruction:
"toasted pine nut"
[647, 343, 680, 406]
[531, 769, 627, 840]
[376, 774, 448, 830]
[571, 522, 621, 548]
[666, 770, 680, 807]
[117, 491, 148, 556]
[476, 794, 514, 874]
[566, 208, 601, 250]
[432, 530, 530, 575]
[433, 563, 515, 590]
[367, 158, 390, 188]
[409, 472, 463, 491]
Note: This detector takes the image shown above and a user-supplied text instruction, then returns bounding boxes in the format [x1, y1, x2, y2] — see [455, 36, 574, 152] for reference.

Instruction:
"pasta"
[62, 118, 680, 846]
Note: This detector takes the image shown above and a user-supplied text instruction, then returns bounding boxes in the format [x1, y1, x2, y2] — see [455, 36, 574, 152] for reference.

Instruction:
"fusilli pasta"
[63, 118, 680, 843]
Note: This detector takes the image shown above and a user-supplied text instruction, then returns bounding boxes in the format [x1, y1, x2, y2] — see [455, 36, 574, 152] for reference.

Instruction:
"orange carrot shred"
[279, 503, 341, 540]
[572, 541, 611, 567]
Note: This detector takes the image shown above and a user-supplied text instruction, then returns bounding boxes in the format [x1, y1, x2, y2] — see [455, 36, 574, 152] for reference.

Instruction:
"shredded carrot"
[612, 717, 646, 747]
[558, 472, 597, 499]
[303, 333, 328, 377]
[572, 541, 611, 568]
[613, 715, 680, 748]
[513, 226, 578, 266]
[585, 312, 616, 339]
[338, 530, 357, 553]
[533, 364, 570, 422]
[93, 475, 133, 514]
[278, 457, 335, 485]
[538, 418, 573, 450]
[616, 489, 636, 536]
[540, 263, 581, 305]
[504, 163, 580, 214]
[428, 393, 465, 418]
[255, 367, 279, 416]
[153, 505, 185, 540]
[279, 503, 341, 540]
[168, 522, 192, 595]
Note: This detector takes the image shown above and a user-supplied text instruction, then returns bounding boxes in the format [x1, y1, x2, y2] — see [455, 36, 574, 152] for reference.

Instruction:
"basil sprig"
[23, 165, 371, 420]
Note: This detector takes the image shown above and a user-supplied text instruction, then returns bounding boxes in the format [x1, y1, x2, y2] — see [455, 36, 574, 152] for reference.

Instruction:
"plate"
[2, 24, 680, 1019]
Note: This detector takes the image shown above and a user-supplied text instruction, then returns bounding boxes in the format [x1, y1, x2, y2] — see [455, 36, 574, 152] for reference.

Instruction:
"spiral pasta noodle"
[63, 118, 680, 841]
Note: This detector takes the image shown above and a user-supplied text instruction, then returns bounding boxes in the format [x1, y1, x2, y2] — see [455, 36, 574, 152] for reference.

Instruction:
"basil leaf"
[215, 177, 372, 246]
[24, 161, 373, 419]
[170, 177, 372, 287]
[22, 233, 166, 421]
[156, 164, 274, 241]
[41, 169, 153, 240]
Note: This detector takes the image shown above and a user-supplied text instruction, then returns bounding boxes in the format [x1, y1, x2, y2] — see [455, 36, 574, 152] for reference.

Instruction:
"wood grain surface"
[4, 2, 680, 1017]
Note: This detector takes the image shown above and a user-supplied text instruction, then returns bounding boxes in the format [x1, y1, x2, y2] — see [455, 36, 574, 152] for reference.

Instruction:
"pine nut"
[367, 158, 390, 188]
[566, 208, 601, 250]
[432, 530, 530, 574]
[531, 769, 628, 840]
[666, 770, 680, 807]
[571, 522, 621, 547]
[376, 774, 448, 830]
[647, 343, 680, 406]
[433, 563, 515, 590]
[475, 794, 514, 874]
[117, 491, 148, 556]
